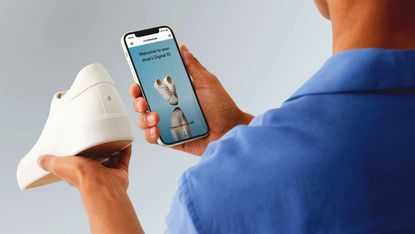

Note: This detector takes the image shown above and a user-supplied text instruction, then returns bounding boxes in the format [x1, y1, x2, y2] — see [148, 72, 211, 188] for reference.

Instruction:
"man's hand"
[38, 146, 144, 234]
[130, 44, 253, 156]
[38, 146, 131, 190]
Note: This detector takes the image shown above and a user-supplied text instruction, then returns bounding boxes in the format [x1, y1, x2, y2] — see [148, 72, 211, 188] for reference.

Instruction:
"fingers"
[134, 97, 148, 113]
[138, 112, 159, 129]
[138, 112, 160, 144]
[38, 154, 56, 172]
[144, 127, 160, 144]
[179, 44, 211, 81]
[129, 82, 159, 144]
[129, 83, 141, 98]
[131, 83, 149, 113]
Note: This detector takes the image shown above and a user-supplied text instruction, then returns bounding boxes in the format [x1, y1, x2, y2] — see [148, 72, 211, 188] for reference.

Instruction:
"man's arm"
[36, 45, 251, 234]
[38, 146, 144, 234]
[80, 180, 143, 234]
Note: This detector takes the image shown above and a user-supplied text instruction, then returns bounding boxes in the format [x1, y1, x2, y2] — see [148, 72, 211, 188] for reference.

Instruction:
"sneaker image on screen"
[153, 75, 178, 105]
[170, 107, 192, 141]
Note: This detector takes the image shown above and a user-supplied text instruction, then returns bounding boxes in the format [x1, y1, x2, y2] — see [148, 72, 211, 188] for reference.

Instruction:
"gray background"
[0, 0, 330, 233]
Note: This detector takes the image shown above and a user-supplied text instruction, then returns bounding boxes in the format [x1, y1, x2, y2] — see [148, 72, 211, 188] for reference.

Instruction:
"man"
[38, 0, 415, 233]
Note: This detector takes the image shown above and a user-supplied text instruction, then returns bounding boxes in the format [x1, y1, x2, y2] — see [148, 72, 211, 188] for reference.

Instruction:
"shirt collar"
[287, 49, 415, 101]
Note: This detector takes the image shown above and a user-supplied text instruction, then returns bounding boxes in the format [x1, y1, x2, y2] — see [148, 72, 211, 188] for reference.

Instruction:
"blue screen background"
[128, 38, 208, 144]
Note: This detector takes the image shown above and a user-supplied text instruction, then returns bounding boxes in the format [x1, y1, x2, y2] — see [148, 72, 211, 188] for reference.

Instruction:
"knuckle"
[138, 98, 147, 107]
[187, 59, 198, 68]
[145, 137, 153, 143]
[135, 99, 141, 109]
[74, 158, 99, 179]
[73, 159, 88, 174]
[138, 115, 147, 128]
[144, 136, 151, 143]
[144, 130, 155, 142]
[153, 114, 160, 123]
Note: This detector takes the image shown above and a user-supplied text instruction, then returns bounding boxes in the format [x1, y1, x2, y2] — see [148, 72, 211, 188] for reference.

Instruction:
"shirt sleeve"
[164, 173, 201, 234]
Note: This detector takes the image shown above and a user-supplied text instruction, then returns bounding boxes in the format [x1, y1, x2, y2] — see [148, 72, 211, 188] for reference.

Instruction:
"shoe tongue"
[65, 63, 114, 99]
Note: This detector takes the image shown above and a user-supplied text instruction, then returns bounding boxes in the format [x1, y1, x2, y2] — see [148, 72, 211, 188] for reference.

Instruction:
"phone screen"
[123, 26, 208, 145]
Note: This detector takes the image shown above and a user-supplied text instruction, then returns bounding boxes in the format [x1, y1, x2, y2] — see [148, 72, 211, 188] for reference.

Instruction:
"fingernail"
[146, 115, 154, 124]
[37, 155, 55, 171]
[37, 155, 46, 169]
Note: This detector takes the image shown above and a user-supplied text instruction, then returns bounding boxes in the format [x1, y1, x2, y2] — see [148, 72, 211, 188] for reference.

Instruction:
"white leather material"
[65, 63, 113, 99]
[16, 63, 134, 190]
[98, 84, 127, 115]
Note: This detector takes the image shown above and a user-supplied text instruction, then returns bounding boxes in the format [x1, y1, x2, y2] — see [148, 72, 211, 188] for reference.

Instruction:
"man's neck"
[329, 0, 415, 53]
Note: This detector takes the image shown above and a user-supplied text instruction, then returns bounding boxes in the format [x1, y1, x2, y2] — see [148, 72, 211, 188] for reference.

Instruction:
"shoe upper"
[65, 63, 114, 99]
[163, 76, 177, 96]
[154, 77, 178, 105]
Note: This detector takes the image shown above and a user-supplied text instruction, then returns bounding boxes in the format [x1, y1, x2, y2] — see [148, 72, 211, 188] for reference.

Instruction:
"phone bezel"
[121, 25, 209, 146]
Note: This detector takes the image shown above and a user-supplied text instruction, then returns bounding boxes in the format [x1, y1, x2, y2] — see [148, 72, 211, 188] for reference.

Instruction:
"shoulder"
[170, 98, 352, 232]
[182, 119, 314, 232]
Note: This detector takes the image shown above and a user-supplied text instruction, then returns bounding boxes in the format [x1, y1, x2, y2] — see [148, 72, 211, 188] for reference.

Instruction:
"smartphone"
[121, 26, 209, 146]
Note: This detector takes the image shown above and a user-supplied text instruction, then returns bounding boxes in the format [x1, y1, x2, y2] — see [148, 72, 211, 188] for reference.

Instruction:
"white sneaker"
[170, 107, 192, 141]
[163, 75, 178, 100]
[153, 76, 178, 105]
[16, 64, 134, 190]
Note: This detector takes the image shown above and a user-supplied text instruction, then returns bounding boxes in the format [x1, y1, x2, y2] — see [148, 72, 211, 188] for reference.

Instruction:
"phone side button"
[124, 52, 129, 58]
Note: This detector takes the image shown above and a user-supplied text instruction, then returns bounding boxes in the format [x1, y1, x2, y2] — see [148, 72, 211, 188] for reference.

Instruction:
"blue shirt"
[165, 49, 415, 233]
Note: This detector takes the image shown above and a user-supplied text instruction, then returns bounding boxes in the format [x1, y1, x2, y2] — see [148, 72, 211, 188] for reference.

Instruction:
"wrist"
[79, 170, 127, 197]
[77, 172, 143, 234]
[221, 110, 253, 137]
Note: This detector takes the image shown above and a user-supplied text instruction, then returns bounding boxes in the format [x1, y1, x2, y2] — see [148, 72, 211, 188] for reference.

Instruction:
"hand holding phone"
[122, 26, 209, 146]
[124, 26, 253, 153]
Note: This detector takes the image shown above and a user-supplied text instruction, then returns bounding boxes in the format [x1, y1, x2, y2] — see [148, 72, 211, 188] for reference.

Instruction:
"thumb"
[179, 44, 211, 81]
[37, 154, 89, 187]
[38, 154, 56, 172]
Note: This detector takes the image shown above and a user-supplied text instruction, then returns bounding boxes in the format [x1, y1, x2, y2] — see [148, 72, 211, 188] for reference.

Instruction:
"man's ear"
[314, 0, 331, 20]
